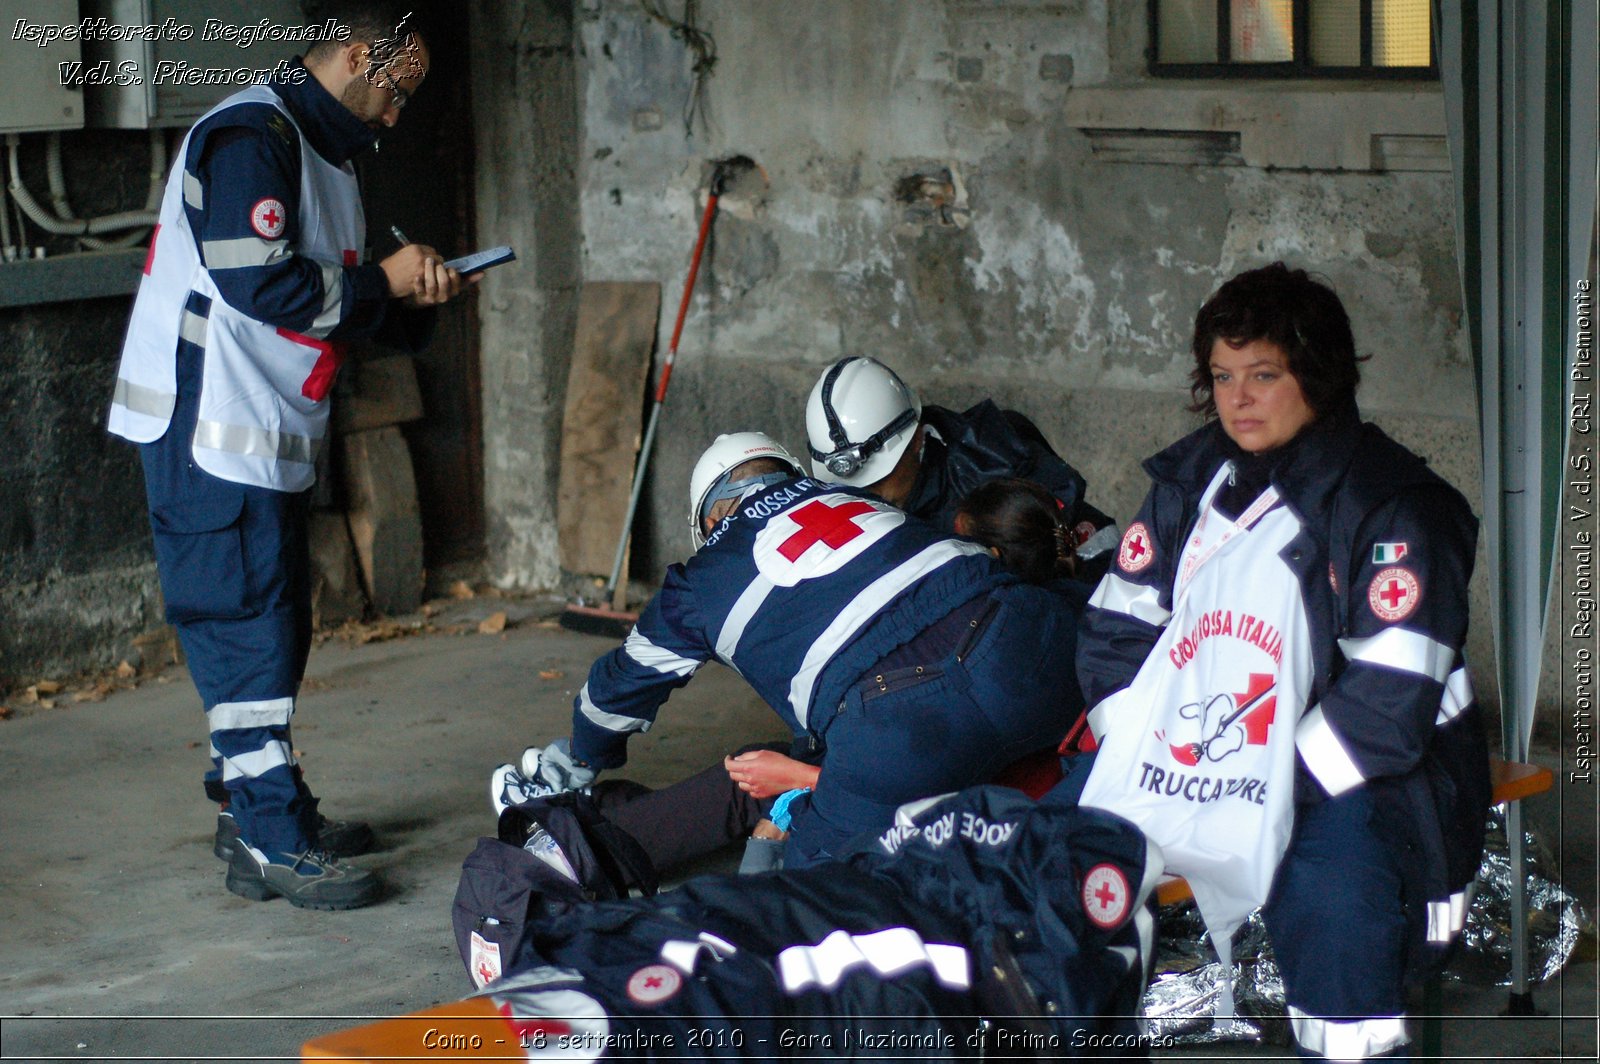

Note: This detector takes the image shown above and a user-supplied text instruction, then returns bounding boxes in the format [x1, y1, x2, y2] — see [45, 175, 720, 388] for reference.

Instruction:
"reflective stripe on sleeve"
[1295, 705, 1367, 797]
[1426, 888, 1472, 943]
[305, 261, 344, 338]
[193, 418, 316, 465]
[112, 376, 176, 420]
[1287, 1006, 1408, 1060]
[201, 235, 293, 270]
[1088, 572, 1172, 627]
[1338, 627, 1454, 682]
[179, 309, 209, 348]
[183, 170, 204, 210]
[777, 927, 969, 995]
[206, 697, 294, 732]
[1436, 667, 1473, 725]
[715, 575, 774, 663]
[576, 682, 654, 738]
[622, 629, 701, 678]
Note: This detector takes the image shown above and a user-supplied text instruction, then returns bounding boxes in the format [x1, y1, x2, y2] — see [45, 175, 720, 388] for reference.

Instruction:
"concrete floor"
[0, 595, 1593, 1062]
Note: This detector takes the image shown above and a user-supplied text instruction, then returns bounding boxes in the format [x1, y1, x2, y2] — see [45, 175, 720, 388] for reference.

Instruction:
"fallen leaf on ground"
[538, 669, 564, 681]
[479, 611, 508, 635]
[116, 661, 137, 679]
[0, 706, 12, 720]
[448, 580, 475, 599]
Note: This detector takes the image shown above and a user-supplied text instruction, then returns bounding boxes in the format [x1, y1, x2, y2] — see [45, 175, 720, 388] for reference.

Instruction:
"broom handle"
[605, 189, 722, 599]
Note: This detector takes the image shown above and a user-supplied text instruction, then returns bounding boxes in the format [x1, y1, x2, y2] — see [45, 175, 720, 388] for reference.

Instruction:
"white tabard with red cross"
[1079, 464, 1314, 1015]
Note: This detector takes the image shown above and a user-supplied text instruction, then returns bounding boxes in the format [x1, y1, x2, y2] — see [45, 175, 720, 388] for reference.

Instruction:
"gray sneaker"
[489, 763, 562, 816]
[213, 810, 375, 862]
[225, 843, 382, 910]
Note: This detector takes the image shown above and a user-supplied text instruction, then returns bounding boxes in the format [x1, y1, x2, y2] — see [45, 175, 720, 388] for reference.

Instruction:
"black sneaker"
[225, 843, 382, 910]
[213, 811, 375, 862]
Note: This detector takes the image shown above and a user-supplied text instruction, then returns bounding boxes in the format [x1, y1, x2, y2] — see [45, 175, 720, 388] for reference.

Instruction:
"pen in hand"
[390, 225, 410, 247]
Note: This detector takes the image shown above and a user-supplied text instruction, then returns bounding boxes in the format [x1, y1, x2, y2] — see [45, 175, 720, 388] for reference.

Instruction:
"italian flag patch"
[1373, 542, 1408, 564]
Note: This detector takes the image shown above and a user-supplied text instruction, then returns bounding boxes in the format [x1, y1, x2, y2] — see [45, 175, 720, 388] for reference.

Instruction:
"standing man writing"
[108, 2, 470, 910]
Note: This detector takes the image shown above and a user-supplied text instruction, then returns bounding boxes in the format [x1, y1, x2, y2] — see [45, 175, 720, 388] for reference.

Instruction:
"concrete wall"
[0, 132, 166, 688]
[470, 0, 583, 591]
[473, 0, 1499, 706]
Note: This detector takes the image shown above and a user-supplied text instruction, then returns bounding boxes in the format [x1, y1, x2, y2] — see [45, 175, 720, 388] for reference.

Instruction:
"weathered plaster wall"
[459, 0, 1507, 711]
[496, 0, 1490, 695]
[562, 0, 1475, 536]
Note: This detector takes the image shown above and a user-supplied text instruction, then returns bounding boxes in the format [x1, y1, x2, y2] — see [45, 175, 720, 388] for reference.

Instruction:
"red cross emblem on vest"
[1082, 863, 1131, 929]
[250, 197, 287, 239]
[779, 499, 875, 561]
[1118, 521, 1154, 573]
[1367, 566, 1420, 621]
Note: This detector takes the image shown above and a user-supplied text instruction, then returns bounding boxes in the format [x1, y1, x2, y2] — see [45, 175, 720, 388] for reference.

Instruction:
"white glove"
[520, 737, 598, 792]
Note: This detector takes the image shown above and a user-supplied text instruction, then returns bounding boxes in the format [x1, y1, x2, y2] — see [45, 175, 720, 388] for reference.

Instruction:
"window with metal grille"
[1150, 0, 1436, 78]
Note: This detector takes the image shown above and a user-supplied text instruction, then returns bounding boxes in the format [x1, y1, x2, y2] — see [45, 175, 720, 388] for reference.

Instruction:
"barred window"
[1151, 0, 1436, 78]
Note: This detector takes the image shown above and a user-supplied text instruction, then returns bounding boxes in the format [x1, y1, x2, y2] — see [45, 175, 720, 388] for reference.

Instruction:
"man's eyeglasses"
[372, 63, 410, 110]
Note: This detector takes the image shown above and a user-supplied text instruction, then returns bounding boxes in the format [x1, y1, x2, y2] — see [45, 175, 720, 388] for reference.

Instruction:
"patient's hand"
[723, 750, 821, 799]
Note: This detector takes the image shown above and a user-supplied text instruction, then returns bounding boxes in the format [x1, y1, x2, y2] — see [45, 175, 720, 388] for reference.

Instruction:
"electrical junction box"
[0, 0, 87, 132]
[77, 0, 313, 128]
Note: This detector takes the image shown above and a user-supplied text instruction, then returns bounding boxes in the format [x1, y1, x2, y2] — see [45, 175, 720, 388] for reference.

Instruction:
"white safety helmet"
[805, 357, 922, 488]
[687, 432, 803, 548]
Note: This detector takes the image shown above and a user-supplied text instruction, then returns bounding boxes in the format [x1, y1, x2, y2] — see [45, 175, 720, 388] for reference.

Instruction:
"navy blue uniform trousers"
[1264, 788, 1410, 1059]
[140, 339, 318, 855]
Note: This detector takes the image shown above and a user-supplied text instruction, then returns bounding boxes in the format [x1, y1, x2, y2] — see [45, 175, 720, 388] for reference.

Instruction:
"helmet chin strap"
[699, 470, 795, 527]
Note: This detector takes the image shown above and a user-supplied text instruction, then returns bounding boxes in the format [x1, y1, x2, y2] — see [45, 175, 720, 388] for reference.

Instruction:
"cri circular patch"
[1082, 862, 1131, 929]
[250, 197, 287, 239]
[1118, 522, 1155, 573]
[626, 964, 682, 1006]
[1368, 566, 1421, 621]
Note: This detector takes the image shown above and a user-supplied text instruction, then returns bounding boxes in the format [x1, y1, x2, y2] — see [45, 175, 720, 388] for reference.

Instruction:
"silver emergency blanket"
[1142, 811, 1594, 1047]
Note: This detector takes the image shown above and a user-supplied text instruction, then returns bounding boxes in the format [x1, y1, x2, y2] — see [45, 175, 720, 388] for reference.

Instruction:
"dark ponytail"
[957, 478, 1072, 584]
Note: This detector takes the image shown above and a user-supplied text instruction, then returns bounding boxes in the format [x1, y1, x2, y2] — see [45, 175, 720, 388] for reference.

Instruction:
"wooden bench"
[1147, 756, 1554, 1062]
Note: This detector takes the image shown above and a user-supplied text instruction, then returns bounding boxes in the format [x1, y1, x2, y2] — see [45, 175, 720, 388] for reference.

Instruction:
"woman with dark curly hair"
[1073, 262, 1489, 1060]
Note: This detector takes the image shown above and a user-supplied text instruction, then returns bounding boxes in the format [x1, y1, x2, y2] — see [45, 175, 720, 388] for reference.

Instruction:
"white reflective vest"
[108, 85, 364, 492]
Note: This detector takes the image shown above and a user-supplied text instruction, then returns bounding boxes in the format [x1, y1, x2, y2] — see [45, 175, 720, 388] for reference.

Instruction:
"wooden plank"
[333, 355, 424, 434]
[1490, 758, 1555, 804]
[308, 511, 366, 626]
[341, 426, 424, 617]
[303, 997, 519, 1061]
[556, 281, 661, 577]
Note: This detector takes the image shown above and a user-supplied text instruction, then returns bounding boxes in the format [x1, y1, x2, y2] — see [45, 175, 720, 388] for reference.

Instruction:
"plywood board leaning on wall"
[556, 281, 662, 578]
[342, 426, 424, 617]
